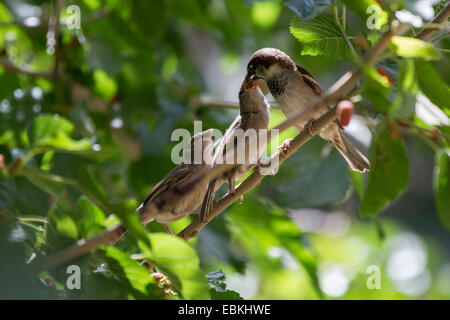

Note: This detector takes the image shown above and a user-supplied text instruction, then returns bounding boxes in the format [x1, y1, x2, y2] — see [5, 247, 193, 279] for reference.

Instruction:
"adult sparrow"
[136, 129, 214, 233]
[200, 76, 270, 222]
[246, 48, 370, 172]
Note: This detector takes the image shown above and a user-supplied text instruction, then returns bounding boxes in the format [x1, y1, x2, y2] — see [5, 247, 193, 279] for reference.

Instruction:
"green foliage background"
[0, 0, 449, 299]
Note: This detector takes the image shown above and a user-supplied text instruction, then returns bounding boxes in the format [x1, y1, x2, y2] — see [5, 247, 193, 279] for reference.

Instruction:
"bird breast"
[273, 71, 324, 128]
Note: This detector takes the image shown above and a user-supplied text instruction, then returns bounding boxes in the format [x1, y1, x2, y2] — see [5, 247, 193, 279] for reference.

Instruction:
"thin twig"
[0, 7, 110, 30]
[431, 32, 450, 43]
[193, 97, 278, 110]
[49, 0, 64, 80]
[416, 2, 450, 40]
[435, 48, 450, 53]
[334, 6, 339, 25]
[0, 58, 52, 78]
[338, 19, 358, 60]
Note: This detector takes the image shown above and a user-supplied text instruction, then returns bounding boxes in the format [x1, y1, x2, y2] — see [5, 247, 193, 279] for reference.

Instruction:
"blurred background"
[0, 0, 449, 299]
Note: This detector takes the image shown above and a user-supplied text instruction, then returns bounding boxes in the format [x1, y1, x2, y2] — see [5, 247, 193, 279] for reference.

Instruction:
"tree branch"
[0, 58, 52, 78]
[415, 2, 450, 41]
[0, 7, 110, 30]
[29, 20, 407, 272]
[179, 105, 339, 240]
[192, 96, 279, 110]
[49, 0, 64, 80]
[178, 21, 405, 240]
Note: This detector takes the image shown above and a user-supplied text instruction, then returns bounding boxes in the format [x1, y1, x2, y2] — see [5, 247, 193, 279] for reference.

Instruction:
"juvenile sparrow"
[136, 129, 214, 233]
[200, 76, 270, 222]
[246, 48, 370, 172]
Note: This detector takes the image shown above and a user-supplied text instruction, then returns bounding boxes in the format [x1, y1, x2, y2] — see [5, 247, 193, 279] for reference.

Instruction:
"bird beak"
[244, 77, 256, 90]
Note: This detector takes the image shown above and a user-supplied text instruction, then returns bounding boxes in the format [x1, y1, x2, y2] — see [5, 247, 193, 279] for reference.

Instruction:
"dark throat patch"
[267, 73, 288, 97]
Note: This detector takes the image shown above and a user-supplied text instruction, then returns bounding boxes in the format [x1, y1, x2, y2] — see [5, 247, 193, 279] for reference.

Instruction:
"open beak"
[244, 77, 256, 90]
[248, 74, 261, 81]
[244, 73, 259, 90]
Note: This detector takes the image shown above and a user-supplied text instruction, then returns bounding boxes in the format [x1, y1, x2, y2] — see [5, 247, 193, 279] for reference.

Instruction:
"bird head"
[246, 48, 296, 83]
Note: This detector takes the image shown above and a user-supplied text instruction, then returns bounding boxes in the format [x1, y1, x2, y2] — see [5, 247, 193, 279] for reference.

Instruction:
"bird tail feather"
[334, 132, 370, 172]
[136, 203, 157, 225]
[200, 179, 216, 223]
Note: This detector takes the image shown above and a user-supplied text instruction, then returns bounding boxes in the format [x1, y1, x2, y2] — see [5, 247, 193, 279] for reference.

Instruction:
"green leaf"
[47, 200, 78, 240]
[251, 1, 281, 28]
[349, 170, 364, 200]
[210, 287, 243, 300]
[392, 59, 416, 117]
[433, 150, 450, 230]
[360, 121, 410, 217]
[93, 69, 118, 101]
[0, 181, 15, 209]
[415, 61, 450, 114]
[100, 246, 161, 298]
[289, 14, 356, 60]
[112, 199, 151, 248]
[391, 37, 439, 60]
[75, 196, 106, 238]
[398, 59, 416, 93]
[166, 0, 207, 27]
[269, 138, 351, 208]
[0, 72, 20, 98]
[29, 115, 91, 151]
[226, 196, 322, 299]
[341, 0, 388, 29]
[18, 166, 66, 196]
[362, 66, 392, 111]
[284, 0, 338, 21]
[139, 233, 210, 299]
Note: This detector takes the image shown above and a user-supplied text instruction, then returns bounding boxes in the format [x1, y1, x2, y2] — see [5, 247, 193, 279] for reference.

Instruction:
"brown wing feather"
[140, 163, 198, 208]
[296, 65, 323, 96]
[219, 116, 242, 160]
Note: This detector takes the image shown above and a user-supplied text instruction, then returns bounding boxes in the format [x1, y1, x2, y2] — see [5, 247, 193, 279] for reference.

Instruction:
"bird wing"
[140, 163, 200, 209]
[215, 115, 242, 164]
[199, 178, 217, 223]
[297, 64, 338, 118]
[296, 64, 323, 96]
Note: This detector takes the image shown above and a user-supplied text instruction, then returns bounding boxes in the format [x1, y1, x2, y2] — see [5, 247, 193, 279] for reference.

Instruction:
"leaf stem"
[333, 4, 358, 60]
[342, 5, 346, 32]
[431, 32, 450, 43]
[416, 2, 450, 40]
[435, 48, 450, 53]
[421, 22, 450, 29]
[334, 6, 339, 25]
[18, 216, 48, 224]
[339, 23, 359, 60]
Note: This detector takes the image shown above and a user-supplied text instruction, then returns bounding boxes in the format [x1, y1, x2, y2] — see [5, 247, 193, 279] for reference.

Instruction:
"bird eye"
[248, 64, 254, 71]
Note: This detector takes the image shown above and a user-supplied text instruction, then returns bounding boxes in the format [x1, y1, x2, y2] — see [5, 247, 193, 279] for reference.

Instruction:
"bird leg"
[304, 118, 316, 136]
[163, 223, 174, 236]
[227, 174, 243, 202]
[228, 174, 235, 194]
[277, 140, 291, 156]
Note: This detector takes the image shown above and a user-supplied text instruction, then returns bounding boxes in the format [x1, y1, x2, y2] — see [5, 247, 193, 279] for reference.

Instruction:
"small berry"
[376, 66, 394, 86]
[337, 100, 354, 127]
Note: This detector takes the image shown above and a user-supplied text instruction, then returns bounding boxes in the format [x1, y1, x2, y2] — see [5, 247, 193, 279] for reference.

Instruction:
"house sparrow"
[246, 48, 370, 172]
[136, 129, 214, 233]
[200, 76, 270, 222]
